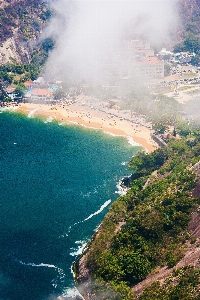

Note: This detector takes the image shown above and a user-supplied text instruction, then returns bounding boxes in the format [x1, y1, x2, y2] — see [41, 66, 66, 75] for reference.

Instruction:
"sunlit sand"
[15, 96, 158, 152]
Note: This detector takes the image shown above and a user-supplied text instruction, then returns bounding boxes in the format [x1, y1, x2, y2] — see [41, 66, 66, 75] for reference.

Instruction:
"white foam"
[68, 121, 79, 125]
[17, 259, 66, 287]
[115, 179, 128, 196]
[83, 199, 111, 221]
[103, 130, 118, 137]
[28, 108, 39, 118]
[62, 287, 85, 299]
[69, 240, 87, 257]
[18, 260, 57, 268]
[44, 116, 54, 123]
[126, 136, 141, 147]
[60, 199, 111, 238]
[121, 161, 127, 165]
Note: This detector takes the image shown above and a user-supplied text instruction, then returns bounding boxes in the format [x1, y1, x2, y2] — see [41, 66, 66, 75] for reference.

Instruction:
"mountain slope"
[0, 0, 51, 64]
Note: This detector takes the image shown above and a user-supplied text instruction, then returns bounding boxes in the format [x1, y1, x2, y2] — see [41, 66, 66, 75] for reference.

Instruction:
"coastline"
[1, 97, 158, 300]
[5, 95, 158, 152]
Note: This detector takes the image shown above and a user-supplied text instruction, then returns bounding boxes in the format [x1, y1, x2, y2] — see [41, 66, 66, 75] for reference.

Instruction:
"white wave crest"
[68, 121, 79, 125]
[60, 199, 112, 238]
[84, 199, 111, 221]
[17, 260, 57, 268]
[17, 259, 66, 287]
[28, 108, 39, 118]
[44, 116, 54, 123]
[103, 130, 118, 137]
[62, 287, 85, 299]
[69, 240, 87, 257]
[126, 136, 141, 147]
[115, 180, 128, 196]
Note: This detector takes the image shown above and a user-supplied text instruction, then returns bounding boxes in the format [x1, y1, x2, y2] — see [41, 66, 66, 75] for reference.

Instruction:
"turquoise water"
[0, 111, 141, 300]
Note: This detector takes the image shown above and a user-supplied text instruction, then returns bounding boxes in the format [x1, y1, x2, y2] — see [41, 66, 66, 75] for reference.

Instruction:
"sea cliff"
[75, 135, 200, 299]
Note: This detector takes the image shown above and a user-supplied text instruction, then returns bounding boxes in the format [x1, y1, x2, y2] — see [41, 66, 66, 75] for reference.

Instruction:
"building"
[30, 88, 53, 102]
[6, 87, 15, 100]
[103, 40, 164, 87]
[23, 81, 33, 89]
[131, 56, 164, 79]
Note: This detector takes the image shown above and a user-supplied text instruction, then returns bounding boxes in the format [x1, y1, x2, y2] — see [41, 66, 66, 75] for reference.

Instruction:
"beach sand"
[8, 96, 158, 152]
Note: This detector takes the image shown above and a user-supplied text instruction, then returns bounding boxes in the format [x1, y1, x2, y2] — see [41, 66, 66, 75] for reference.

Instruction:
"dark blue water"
[0, 111, 141, 300]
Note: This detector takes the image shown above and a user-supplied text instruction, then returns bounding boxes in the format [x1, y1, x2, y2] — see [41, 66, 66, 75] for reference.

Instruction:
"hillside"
[75, 135, 200, 299]
[0, 0, 200, 66]
[1, 1, 200, 299]
[174, 0, 200, 65]
[0, 0, 200, 82]
[0, 0, 51, 64]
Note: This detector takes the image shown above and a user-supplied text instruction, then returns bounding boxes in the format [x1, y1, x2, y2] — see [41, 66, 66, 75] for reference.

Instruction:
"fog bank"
[43, 0, 180, 84]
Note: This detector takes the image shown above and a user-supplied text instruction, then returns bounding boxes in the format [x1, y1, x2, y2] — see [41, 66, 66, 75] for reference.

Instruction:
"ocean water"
[0, 111, 141, 300]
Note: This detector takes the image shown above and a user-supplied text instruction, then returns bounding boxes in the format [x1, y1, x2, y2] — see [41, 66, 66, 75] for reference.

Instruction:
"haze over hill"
[43, 0, 180, 84]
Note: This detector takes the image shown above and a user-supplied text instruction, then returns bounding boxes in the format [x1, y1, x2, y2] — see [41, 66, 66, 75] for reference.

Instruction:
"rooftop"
[31, 88, 53, 96]
[133, 56, 163, 65]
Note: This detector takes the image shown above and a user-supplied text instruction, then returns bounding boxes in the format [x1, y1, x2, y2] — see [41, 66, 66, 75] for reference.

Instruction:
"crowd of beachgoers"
[1, 94, 158, 152]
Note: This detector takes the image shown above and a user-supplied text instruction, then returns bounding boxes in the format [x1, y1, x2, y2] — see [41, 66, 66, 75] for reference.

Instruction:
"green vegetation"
[0, 36, 55, 88]
[14, 83, 27, 97]
[79, 134, 200, 299]
[121, 87, 182, 126]
[152, 123, 168, 134]
[0, 0, 52, 42]
[0, 62, 39, 85]
[174, 33, 200, 54]
[53, 88, 66, 100]
[140, 266, 200, 300]
[174, 12, 200, 66]
[0, 0, 55, 92]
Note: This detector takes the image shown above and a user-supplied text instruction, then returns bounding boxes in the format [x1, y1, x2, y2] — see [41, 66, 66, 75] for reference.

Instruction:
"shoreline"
[1, 97, 157, 300]
[3, 96, 158, 152]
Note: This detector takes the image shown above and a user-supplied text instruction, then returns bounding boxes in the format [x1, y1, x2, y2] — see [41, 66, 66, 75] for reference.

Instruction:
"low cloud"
[43, 0, 180, 85]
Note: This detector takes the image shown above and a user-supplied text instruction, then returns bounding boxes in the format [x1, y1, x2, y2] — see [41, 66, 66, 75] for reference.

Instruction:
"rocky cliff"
[75, 138, 200, 300]
[0, 0, 51, 64]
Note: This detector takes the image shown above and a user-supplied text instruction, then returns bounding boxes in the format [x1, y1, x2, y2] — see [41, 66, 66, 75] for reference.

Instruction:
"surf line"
[63, 199, 111, 237]
[16, 259, 64, 275]
[27, 108, 40, 118]
[17, 260, 57, 268]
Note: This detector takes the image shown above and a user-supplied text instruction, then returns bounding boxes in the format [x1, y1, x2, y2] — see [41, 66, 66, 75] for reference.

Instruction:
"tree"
[191, 54, 200, 66]
[177, 121, 193, 137]
[183, 33, 200, 53]
[173, 42, 184, 53]
[42, 37, 54, 52]
[120, 252, 151, 284]
[3, 96, 12, 102]
[14, 64, 24, 74]
[14, 83, 27, 97]
[53, 88, 66, 100]
[153, 123, 168, 134]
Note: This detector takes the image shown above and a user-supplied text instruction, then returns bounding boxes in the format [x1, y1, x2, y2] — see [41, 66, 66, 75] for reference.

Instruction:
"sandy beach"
[5, 95, 158, 152]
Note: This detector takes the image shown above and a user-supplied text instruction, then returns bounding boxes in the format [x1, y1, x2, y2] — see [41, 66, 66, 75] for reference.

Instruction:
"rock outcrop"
[0, 0, 51, 64]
